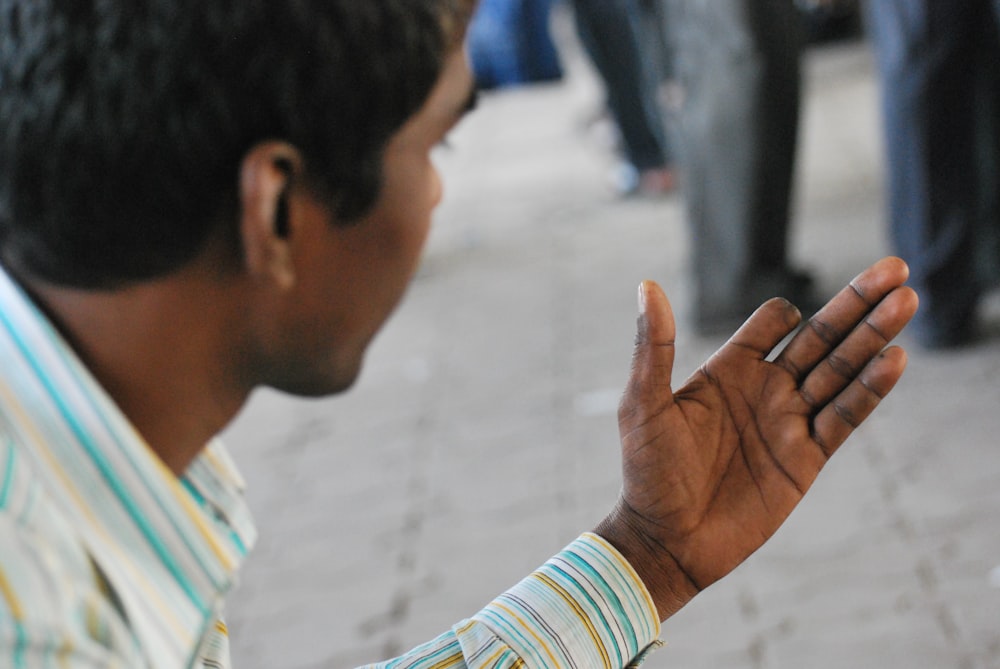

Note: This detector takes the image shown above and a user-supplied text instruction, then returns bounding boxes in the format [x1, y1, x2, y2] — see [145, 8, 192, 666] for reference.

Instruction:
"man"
[665, 0, 814, 335]
[0, 2, 917, 668]
[867, 0, 1000, 349]
[569, 0, 676, 196]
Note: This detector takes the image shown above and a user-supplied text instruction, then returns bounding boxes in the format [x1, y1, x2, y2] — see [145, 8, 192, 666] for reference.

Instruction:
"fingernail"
[638, 282, 647, 314]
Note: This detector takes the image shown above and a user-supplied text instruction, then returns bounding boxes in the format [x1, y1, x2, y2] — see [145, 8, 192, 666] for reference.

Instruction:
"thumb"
[622, 280, 677, 413]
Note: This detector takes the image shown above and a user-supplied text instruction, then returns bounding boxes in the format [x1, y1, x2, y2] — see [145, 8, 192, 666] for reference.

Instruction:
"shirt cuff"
[470, 533, 662, 668]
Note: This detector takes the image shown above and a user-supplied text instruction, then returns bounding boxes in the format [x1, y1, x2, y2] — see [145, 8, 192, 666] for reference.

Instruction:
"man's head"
[0, 1, 479, 407]
[0, 0, 476, 288]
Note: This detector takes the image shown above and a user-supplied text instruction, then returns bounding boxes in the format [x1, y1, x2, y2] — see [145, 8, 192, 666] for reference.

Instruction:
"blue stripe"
[0, 439, 14, 509]
[549, 561, 627, 667]
[389, 636, 459, 669]
[576, 539, 654, 641]
[43, 322, 227, 587]
[182, 476, 247, 557]
[181, 478, 205, 506]
[0, 575, 28, 669]
[480, 607, 559, 668]
[562, 550, 639, 648]
[0, 305, 208, 615]
[0, 617, 29, 669]
[13, 624, 25, 669]
[494, 648, 518, 669]
[502, 591, 575, 663]
[15, 483, 37, 526]
[229, 528, 247, 556]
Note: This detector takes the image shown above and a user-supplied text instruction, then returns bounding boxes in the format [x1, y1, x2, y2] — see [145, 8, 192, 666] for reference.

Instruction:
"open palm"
[598, 257, 918, 620]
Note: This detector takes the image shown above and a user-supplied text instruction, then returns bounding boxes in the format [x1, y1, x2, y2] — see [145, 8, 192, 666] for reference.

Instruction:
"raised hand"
[595, 257, 919, 621]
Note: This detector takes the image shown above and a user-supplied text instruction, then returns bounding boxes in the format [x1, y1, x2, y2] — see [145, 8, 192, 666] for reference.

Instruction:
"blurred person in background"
[467, 0, 564, 89]
[665, 0, 817, 336]
[468, 0, 676, 197]
[867, 0, 1000, 349]
[570, 0, 677, 196]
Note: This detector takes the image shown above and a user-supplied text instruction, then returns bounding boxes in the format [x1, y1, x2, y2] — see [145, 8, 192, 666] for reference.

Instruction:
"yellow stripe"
[158, 459, 236, 572]
[202, 446, 244, 489]
[55, 636, 75, 667]
[455, 622, 506, 668]
[0, 564, 25, 620]
[534, 572, 611, 668]
[427, 652, 465, 669]
[116, 419, 237, 572]
[215, 619, 228, 637]
[84, 591, 104, 642]
[491, 602, 563, 668]
[476, 646, 506, 668]
[454, 619, 477, 636]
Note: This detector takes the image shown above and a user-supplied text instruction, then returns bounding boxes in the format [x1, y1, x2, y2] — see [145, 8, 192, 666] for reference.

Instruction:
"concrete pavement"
[221, 17, 1000, 669]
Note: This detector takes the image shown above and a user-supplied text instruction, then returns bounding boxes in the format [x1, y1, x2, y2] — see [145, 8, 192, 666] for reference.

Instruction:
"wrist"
[594, 500, 700, 622]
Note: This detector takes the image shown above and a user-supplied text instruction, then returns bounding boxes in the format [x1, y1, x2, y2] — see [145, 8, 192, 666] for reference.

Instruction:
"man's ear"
[238, 141, 305, 289]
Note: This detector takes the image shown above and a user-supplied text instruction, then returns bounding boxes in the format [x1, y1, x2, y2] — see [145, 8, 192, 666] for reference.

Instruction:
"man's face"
[262, 49, 476, 396]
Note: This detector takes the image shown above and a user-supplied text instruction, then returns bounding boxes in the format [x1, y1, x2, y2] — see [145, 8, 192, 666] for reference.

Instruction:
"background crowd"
[467, 0, 1000, 347]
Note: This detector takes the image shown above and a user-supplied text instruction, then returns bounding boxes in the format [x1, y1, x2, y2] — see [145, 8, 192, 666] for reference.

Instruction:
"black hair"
[0, 0, 474, 287]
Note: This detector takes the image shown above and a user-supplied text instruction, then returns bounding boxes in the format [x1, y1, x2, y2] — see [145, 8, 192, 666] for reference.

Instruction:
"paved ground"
[221, 16, 1000, 669]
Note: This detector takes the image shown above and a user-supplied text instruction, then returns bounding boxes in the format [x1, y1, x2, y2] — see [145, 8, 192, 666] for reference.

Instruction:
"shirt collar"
[0, 264, 256, 668]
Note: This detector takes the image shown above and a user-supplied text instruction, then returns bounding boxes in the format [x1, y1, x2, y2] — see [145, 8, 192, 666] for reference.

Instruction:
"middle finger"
[797, 286, 917, 411]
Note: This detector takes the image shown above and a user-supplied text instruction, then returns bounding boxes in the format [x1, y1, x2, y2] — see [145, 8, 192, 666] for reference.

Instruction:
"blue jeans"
[570, 0, 671, 170]
[468, 0, 562, 89]
[867, 0, 1000, 344]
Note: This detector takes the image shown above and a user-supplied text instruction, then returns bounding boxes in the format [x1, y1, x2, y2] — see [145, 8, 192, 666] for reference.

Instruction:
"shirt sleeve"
[362, 533, 663, 669]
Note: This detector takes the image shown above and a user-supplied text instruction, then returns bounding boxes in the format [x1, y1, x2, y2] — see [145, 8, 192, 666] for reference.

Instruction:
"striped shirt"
[0, 265, 662, 668]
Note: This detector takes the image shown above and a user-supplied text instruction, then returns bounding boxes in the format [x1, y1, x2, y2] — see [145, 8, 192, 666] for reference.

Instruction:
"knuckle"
[825, 353, 855, 379]
[833, 401, 860, 428]
[807, 317, 842, 347]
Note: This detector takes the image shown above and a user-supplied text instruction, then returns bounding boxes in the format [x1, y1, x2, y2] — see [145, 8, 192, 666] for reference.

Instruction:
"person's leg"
[744, 0, 802, 278]
[868, 0, 983, 347]
[518, 0, 563, 84]
[635, 0, 675, 87]
[468, 0, 561, 88]
[977, 5, 1000, 290]
[671, 0, 805, 333]
[571, 0, 671, 173]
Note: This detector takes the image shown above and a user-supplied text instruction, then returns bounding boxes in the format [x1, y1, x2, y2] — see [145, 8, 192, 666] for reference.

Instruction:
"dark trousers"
[571, 0, 671, 170]
[668, 0, 803, 324]
[867, 0, 1000, 342]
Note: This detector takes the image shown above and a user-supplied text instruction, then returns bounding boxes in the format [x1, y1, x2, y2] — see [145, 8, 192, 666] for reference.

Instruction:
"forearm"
[362, 534, 663, 669]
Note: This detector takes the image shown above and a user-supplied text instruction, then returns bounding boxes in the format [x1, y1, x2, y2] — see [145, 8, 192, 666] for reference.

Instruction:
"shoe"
[635, 167, 677, 197]
[613, 163, 677, 198]
[693, 268, 821, 337]
[906, 294, 979, 351]
[909, 315, 977, 351]
[782, 269, 824, 319]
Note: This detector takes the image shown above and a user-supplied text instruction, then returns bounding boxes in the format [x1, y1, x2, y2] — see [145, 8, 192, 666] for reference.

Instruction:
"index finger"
[774, 257, 912, 381]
